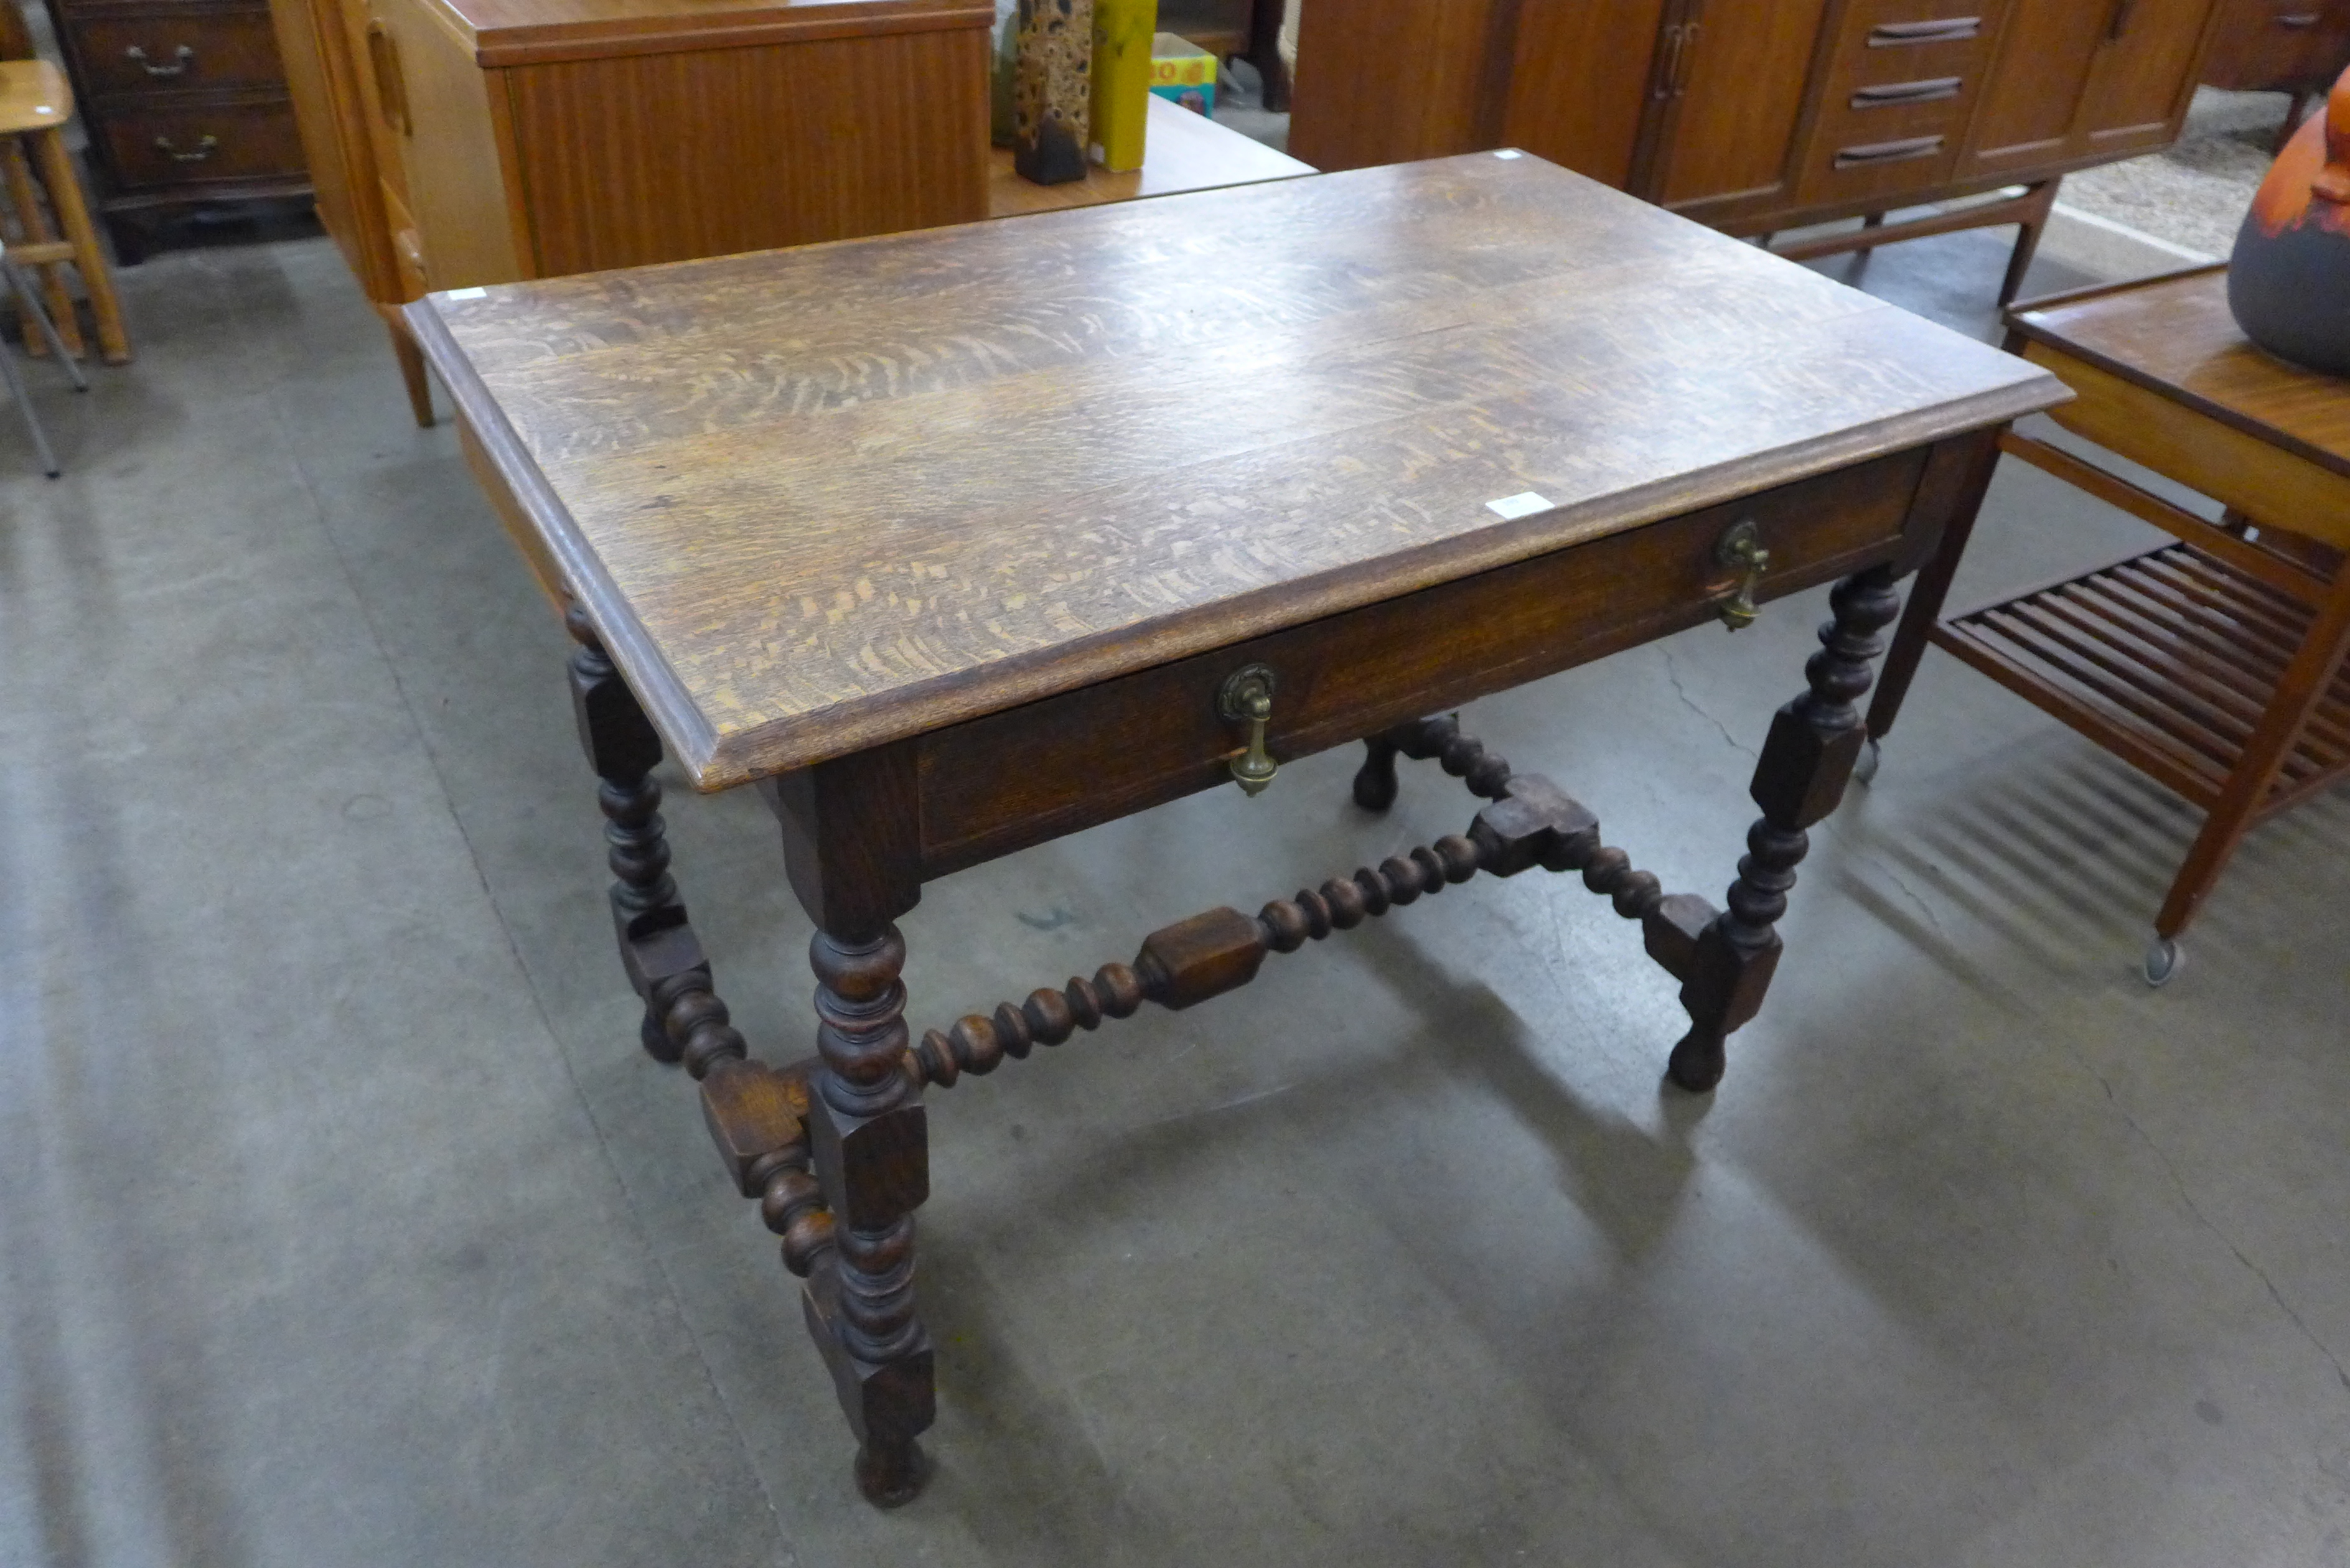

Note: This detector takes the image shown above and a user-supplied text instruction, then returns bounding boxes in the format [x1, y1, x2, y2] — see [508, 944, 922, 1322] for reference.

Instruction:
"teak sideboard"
[1291, 0, 2229, 299]
[269, 0, 993, 425]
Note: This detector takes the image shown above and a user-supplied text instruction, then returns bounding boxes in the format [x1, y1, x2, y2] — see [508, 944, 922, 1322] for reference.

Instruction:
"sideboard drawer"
[917, 446, 1937, 875]
[68, 9, 286, 98]
[100, 95, 306, 188]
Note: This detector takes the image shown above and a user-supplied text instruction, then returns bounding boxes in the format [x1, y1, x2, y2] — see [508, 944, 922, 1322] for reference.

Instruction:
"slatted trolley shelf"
[1936, 541, 2350, 823]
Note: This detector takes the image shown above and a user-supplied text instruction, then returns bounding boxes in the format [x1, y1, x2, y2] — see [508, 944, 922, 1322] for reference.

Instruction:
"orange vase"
[2227, 65, 2350, 376]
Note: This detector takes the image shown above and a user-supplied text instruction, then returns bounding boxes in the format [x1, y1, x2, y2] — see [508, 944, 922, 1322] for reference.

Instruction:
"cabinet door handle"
[1653, 24, 1685, 101]
[153, 134, 218, 162]
[1868, 17, 1981, 45]
[124, 44, 194, 77]
[1851, 76, 1964, 107]
[2277, 11, 2321, 24]
[365, 20, 411, 136]
[2107, 0, 2139, 39]
[1833, 134, 1946, 169]
[1674, 21, 1701, 96]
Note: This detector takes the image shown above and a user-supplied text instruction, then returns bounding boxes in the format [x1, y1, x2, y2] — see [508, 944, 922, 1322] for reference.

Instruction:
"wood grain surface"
[413, 152, 2064, 789]
[986, 95, 1312, 217]
[403, 0, 993, 68]
[2011, 265, 2350, 480]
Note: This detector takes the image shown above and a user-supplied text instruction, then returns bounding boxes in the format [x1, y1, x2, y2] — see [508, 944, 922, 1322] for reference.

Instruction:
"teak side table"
[408, 155, 2062, 1505]
[1867, 264, 2350, 985]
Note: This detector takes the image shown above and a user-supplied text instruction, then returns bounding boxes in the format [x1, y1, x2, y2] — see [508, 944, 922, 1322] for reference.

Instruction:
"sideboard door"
[1648, 0, 1834, 223]
[2074, 0, 2224, 158]
[1500, 0, 1670, 189]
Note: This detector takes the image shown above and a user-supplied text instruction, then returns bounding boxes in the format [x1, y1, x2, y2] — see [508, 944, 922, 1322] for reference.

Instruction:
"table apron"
[915, 441, 1949, 880]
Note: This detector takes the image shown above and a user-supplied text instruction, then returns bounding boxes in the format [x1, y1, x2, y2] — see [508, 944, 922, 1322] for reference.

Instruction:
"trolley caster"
[1851, 735, 1881, 786]
[2142, 936, 2182, 987]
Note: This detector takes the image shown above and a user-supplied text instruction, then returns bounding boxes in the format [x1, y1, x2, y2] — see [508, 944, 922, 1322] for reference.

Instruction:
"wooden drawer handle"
[1868, 17, 1980, 45]
[1833, 134, 1945, 169]
[1851, 76, 1963, 107]
[124, 44, 194, 78]
[153, 134, 219, 163]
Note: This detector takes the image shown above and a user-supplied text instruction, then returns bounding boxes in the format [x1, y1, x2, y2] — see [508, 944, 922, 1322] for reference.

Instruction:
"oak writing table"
[1866, 265, 2350, 985]
[406, 154, 2064, 1505]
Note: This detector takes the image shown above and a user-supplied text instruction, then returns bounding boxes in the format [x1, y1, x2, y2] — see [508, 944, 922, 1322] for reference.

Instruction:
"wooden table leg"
[2152, 561, 2350, 944]
[390, 319, 434, 428]
[767, 749, 934, 1507]
[1864, 429, 2003, 752]
[1670, 564, 1902, 1091]
[1997, 179, 2059, 308]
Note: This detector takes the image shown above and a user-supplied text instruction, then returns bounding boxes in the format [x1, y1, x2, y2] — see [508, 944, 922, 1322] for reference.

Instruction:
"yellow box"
[1150, 30, 1216, 117]
[1090, 0, 1156, 171]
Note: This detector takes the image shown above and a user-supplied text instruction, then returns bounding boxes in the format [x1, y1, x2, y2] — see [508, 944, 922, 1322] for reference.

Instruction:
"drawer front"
[99, 96, 306, 189]
[1795, 0, 2008, 205]
[917, 447, 1939, 877]
[68, 10, 286, 99]
[2264, 1, 2350, 80]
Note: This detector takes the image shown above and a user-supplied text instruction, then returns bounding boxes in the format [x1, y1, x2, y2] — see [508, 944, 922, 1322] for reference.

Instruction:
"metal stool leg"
[0, 322, 61, 477]
[4, 256, 88, 391]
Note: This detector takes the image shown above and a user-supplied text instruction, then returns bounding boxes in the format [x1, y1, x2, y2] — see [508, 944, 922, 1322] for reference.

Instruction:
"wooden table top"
[413, 152, 2064, 790]
[987, 97, 1314, 218]
[2009, 265, 2350, 482]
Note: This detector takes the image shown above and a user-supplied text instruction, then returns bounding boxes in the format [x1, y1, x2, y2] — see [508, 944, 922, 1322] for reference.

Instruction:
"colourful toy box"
[1150, 32, 1215, 117]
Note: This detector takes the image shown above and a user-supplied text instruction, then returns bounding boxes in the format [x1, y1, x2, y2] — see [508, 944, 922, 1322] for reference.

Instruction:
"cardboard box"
[1150, 31, 1215, 118]
[1090, 0, 1156, 171]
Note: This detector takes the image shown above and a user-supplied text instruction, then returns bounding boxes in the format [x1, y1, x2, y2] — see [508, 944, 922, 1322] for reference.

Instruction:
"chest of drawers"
[42, 0, 312, 259]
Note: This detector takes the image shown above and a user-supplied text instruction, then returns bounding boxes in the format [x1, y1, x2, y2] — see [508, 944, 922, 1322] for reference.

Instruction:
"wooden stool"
[0, 60, 130, 365]
[1868, 265, 2350, 986]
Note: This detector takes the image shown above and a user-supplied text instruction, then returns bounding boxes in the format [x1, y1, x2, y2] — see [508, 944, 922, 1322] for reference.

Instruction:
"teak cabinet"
[1292, 0, 2227, 295]
[268, 0, 993, 424]
[2203, 0, 2350, 144]
[43, 0, 313, 258]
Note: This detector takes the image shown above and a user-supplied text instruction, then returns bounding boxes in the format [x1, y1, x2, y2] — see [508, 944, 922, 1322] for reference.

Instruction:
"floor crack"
[1660, 645, 1752, 758]
[2082, 1055, 2350, 1392]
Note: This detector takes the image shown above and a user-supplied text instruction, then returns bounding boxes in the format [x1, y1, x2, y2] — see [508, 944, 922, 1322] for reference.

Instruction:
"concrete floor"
[3, 220, 2347, 1568]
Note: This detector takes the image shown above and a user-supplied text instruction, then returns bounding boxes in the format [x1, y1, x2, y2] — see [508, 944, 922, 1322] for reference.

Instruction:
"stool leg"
[3, 257, 86, 390]
[0, 325, 61, 476]
[2, 139, 83, 360]
[30, 128, 129, 365]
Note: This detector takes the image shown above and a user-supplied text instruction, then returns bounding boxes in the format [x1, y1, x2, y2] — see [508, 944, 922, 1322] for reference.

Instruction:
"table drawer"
[98, 95, 305, 188]
[917, 446, 1937, 876]
[68, 9, 286, 98]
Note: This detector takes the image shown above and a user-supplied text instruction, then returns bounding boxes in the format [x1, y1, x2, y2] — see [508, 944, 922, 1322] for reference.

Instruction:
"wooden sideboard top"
[2010, 265, 2350, 481]
[408, 0, 991, 68]
[411, 153, 2066, 788]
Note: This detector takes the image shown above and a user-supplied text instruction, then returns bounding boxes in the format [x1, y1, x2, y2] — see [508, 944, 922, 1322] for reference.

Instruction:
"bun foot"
[1352, 737, 1400, 811]
[855, 1435, 927, 1508]
[1665, 1026, 1726, 1093]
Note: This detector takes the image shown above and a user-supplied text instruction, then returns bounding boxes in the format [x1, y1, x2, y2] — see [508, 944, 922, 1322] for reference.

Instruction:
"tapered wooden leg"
[390, 320, 434, 427]
[2, 139, 83, 359]
[1866, 427, 2003, 744]
[1997, 179, 2058, 308]
[30, 128, 128, 364]
[1670, 566, 1902, 1091]
[767, 749, 932, 1506]
[2152, 562, 2350, 941]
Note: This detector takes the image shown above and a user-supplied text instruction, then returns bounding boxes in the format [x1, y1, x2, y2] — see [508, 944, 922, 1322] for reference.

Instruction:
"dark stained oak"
[438, 156, 2068, 1506]
[411, 153, 2059, 789]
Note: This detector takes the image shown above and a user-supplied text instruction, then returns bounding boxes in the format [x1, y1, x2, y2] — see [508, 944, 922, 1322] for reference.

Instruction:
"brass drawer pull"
[1868, 17, 1980, 45]
[125, 44, 195, 77]
[1851, 76, 1962, 107]
[1713, 520, 1769, 630]
[1833, 134, 1945, 169]
[154, 134, 220, 162]
[1217, 663, 1278, 796]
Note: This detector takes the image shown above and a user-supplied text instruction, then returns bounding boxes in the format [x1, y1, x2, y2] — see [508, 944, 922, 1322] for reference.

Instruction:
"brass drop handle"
[1217, 663, 1279, 796]
[154, 134, 218, 162]
[1713, 520, 1769, 631]
[126, 45, 195, 77]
